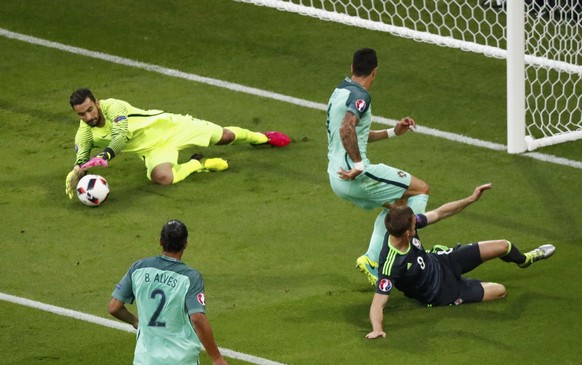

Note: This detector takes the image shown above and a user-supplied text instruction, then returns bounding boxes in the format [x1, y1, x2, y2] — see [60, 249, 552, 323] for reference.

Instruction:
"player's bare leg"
[481, 282, 507, 302]
[478, 239, 555, 268]
[401, 176, 430, 214]
[478, 240, 513, 261]
[402, 176, 430, 198]
[151, 163, 175, 185]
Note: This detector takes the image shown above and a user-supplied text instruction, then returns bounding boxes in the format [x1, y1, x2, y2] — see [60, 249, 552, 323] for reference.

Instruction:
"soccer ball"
[76, 174, 110, 206]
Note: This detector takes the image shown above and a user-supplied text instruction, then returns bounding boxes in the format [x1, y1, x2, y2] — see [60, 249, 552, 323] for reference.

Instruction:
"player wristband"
[387, 128, 397, 138]
[97, 148, 115, 161]
[353, 161, 365, 171]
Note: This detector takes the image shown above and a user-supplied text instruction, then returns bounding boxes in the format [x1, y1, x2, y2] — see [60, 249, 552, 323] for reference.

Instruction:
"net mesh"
[235, 0, 582, 150]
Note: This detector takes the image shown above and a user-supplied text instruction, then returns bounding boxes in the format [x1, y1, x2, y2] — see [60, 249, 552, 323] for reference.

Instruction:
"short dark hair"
[160, 220, 189, 252]
[352, 48, 378, 77]
[385, 206, 415, 237]
[70, 88, 96, 108]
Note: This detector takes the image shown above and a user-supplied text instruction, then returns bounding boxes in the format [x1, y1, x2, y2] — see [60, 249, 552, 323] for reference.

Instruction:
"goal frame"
[507, 0, 527, 153]
[234, 0, 582, 153]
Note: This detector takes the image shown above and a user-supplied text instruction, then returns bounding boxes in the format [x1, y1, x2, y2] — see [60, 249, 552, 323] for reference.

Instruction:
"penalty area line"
[0, 27, 581, 170]
[0, 292, 287, 365]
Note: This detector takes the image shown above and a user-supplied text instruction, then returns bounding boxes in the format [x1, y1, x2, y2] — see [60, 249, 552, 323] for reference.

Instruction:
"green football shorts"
[329, 163, 411, 210]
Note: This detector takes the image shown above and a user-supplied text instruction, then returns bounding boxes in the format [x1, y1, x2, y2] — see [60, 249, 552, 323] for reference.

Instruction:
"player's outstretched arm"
[424, 183, 492, 225]
[366, 293, 389, 340]
[394, 117, 416, 135]
[368, 117, 416, 143]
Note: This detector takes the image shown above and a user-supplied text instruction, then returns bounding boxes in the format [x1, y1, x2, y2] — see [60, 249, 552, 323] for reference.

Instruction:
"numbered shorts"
[329, 163, 411, 210]
[434, 243, 485, 306]
[139, 114, 224, 180]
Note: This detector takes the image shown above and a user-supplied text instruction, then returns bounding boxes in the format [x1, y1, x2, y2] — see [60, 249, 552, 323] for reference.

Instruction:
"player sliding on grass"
[65, 88, 290, 198]
[325, 48, 429, 285]
[365, 187, 555, 339]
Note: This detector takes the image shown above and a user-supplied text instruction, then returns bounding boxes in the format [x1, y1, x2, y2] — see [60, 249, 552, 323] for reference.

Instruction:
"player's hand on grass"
[365, 330, 387, 339]
[395, 117, 416, 135]
[65, 165, 84, 199]
[81, 156, 108, 169]
[203, 158, 229, 172]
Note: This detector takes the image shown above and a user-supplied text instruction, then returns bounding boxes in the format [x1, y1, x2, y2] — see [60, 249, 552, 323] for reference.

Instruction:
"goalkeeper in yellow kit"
[65, 88, 290, 198]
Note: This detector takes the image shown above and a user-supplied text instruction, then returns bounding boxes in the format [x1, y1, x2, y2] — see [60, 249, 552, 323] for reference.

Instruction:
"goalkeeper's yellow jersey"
[74, 98, 173, 165]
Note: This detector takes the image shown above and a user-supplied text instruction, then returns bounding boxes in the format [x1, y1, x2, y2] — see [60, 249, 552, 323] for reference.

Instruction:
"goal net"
[234, 0, 582, 153]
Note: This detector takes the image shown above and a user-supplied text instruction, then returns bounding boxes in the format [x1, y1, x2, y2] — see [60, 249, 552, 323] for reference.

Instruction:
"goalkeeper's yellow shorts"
[140, 114, 224, 180]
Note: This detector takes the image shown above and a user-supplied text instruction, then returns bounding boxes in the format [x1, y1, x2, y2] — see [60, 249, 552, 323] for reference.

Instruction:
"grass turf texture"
[0, 0, 581, 364]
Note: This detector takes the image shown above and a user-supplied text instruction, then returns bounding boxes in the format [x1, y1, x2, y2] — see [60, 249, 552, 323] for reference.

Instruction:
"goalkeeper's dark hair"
[70, 88, 96, 108]
[160, 220, 189, 252]
[352, 48, 378, 77]
[385, 206, 415, 238]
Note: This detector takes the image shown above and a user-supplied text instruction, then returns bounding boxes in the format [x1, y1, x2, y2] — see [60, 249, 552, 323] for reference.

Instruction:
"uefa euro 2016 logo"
[197, 293, 205, 305]
[379, 278, 392, 292]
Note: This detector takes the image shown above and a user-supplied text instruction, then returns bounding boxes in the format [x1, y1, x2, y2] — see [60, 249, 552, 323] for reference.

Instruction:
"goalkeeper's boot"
[356, 255, 378, 286]
[191, 153, 229, 172]
[518, 244, 556, 268]
[262, 131, 290, 147]
[203, 158, 229, 172]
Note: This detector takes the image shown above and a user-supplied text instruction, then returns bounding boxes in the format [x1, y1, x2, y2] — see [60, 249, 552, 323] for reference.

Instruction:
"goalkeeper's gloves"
[81, 156, 109, 169]
[65, 165, 84, 199]
[80, 149, 113, 170]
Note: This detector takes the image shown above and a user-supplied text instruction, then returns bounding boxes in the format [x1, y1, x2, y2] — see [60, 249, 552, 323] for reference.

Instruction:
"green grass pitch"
[1, 1, 581, 364]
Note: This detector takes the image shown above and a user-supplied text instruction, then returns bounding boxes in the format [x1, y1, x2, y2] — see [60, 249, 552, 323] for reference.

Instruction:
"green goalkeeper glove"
[65, 165, 85, 199]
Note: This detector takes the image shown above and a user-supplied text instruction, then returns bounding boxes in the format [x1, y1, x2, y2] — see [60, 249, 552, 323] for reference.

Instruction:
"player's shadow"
[344, 290, 566, 353]
[510, 158, 582, 238]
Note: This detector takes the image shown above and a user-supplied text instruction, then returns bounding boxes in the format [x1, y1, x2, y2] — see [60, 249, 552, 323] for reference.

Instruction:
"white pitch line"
[0, 26, 581, 172]
[1, 27, 581, 170]
[0, 292, 287, 365]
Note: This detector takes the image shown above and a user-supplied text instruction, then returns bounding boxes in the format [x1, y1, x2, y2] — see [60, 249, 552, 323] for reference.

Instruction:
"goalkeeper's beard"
[87, 110, 105, 128]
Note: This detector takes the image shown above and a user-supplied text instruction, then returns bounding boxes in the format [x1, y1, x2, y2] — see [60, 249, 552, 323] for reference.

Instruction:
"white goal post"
[234, 0, 582, 153]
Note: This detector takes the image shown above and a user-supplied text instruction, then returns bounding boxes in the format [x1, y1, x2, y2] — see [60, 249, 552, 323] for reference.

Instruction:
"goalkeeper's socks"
[225, 126, 268, 145]
[500, 240, 527, 265]
[407, 194, 429, 214]
[171, 160, 203, 184]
